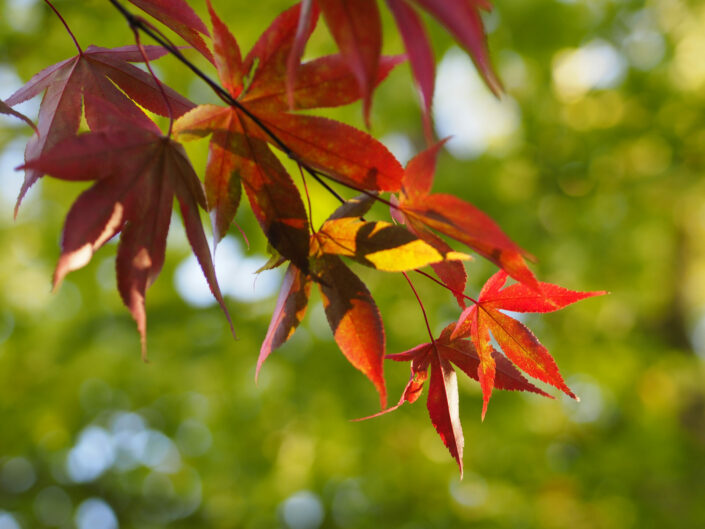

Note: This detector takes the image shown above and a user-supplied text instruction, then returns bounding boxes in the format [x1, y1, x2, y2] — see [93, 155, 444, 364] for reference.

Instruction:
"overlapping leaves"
[258, 195, 469, 408]
[5, 44, 193, 215]
[382, 273, 604, 473]
[174, 0, 404, 266]
[22, 98, 232, 358]
[289, 0, 501, 128]
[393, 140, 540, 292]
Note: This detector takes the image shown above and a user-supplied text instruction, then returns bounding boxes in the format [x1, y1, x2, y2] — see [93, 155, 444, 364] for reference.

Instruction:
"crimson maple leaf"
[392, 140, 539, 294]
[174, 0, 403, 268]
[374, 322, 550, 475]
[22, 97, 231, 358]
[452, 270, 606, 418]
[288, 0, 500, 128]
[4, 44, 193, 215]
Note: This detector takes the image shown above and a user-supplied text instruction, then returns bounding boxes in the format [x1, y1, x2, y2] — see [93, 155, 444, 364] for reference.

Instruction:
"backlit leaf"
[314, 217, 469, 272]
[23, 98, 231, 358]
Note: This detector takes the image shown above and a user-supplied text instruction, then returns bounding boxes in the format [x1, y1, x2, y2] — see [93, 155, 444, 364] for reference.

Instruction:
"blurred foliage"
[2, 0, 705, 528]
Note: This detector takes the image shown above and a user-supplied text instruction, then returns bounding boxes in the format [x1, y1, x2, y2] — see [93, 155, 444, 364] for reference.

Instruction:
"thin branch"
[44, 0, 82, 54]
[413, 269, 478, 305]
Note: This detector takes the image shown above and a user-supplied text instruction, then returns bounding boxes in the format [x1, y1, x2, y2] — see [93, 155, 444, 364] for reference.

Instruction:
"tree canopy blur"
[1, 0, 705, 528]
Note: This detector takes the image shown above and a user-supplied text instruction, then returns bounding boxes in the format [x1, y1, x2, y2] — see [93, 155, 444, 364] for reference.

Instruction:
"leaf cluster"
[0, 0, 604, 473]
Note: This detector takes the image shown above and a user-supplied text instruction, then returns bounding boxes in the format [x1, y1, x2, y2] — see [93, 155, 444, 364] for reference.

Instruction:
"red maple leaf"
[378, 322, 551, 475]
[393, 140, 539, 294]
[22, 97, 231, 358]
[4, 44, 193, 215]
[452, 270, 606, 418]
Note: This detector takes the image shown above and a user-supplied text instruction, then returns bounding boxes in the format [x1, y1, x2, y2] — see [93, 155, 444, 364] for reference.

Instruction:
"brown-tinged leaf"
[174, 106, 311, 265]
[227, 125, 311, 272]
[257, 263, 311, 379]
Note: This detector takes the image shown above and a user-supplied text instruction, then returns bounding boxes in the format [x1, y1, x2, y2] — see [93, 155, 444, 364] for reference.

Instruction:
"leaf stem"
[131, 24, 174, 137]
[44, 0, 82, 54]
[402, 271, 437, 347]
[297, 163, 315, 234]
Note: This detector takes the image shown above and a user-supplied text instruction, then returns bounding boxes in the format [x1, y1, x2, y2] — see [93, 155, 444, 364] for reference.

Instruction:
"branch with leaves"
[0, 0, 605, 475]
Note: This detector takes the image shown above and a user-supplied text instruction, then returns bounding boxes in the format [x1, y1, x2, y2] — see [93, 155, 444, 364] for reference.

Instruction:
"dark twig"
[107, 0, 355, 207]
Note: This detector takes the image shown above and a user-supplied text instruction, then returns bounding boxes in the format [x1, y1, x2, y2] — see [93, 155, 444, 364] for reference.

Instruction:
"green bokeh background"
[2, 0, 705, 528]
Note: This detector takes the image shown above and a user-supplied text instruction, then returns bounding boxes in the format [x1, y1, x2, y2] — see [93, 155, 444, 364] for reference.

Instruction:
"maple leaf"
[126, 0, 214, 63]
[394, 140, 539, 291]
[289, 0, 500, 128]
[175, 1, 403, 261]
[0, 99, 37, 133]
[379, 322, 551, 475]
[22, 97, 231, 358]
[451, 270, 606, 418]
[256, 254, 387, 408]
[4, 44, 194, 215]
